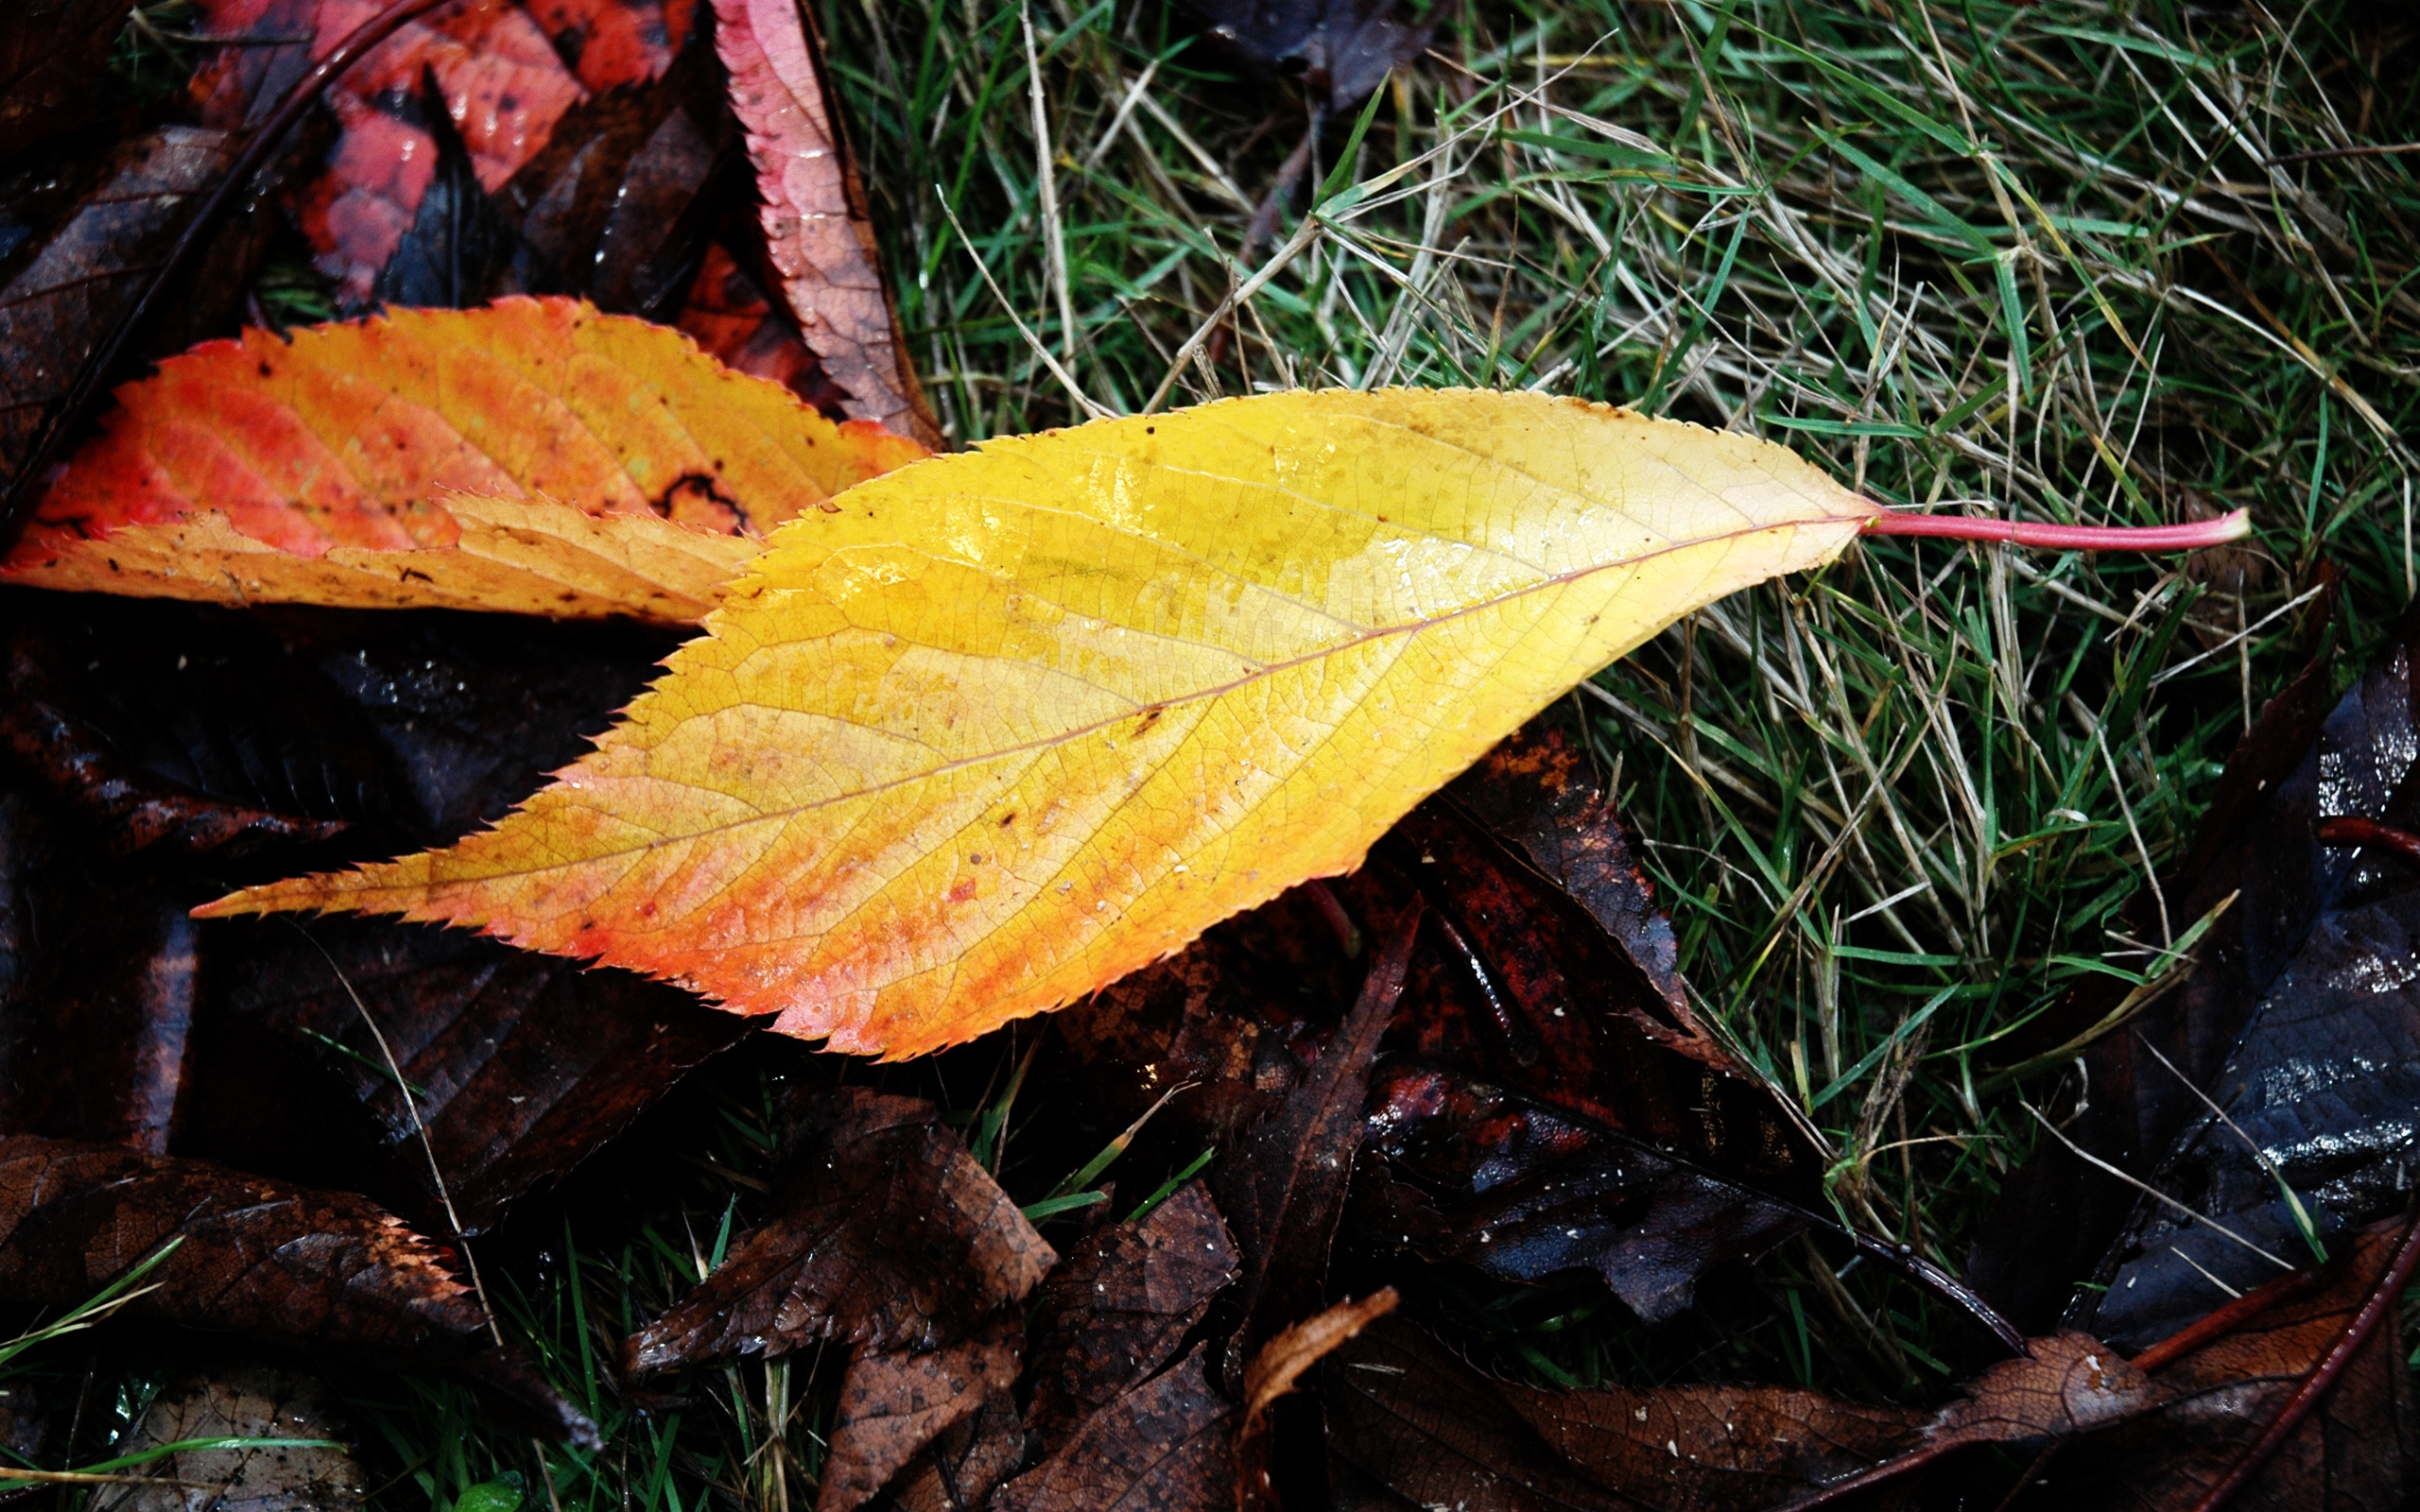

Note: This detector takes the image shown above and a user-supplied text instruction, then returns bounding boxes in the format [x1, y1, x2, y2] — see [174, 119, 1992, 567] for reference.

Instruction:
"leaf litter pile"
[0, 1, 2415, 1510]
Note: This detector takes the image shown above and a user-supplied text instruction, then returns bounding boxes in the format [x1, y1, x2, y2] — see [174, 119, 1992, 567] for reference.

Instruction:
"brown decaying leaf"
[0, 1133, 481, 1356]
[883, 1390, 1026, 1512]
[713, 0, 940, 446]
[94, 1362, 366, 1512]
[624, 1086, 1054, 1371]
[1322, 1218, 2420, 1510]
[992, 1345, 1235, 1512]
[0, 1, 133, 159]
[1025, 1178, 1239, 1452]
[0, 129, 238, 487]
[821, 1309, 1024, 1512]
[1236, 1288, 1398, 1512]
[623, 1088, 1051, 1507]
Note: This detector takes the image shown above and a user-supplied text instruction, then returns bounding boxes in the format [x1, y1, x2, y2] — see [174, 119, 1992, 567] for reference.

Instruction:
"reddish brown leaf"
[527, 0, 695, 92]
[713, 0, 940, 445]
[623, 1087, 1055, 1372]
[0, 1, 131, 159]
[1025, 1179, 1238, 1452]
[993, 1346, 1235, 1512]
[821, 1310, 1022, 1512]
[2016, 1220, 2420, 1510]
[675, 240, 853, 417]
[1, 129, 240, 485]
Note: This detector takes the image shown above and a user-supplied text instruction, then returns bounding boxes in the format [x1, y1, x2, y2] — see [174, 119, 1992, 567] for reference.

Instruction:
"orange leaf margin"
[5, 297, 929, 623]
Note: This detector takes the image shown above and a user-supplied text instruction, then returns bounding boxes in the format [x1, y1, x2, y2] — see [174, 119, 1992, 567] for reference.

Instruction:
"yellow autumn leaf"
[199, 388, 1878, 1057]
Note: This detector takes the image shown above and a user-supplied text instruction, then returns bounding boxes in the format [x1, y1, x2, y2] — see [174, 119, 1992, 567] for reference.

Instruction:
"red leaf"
[193, 0, 691, 302]
[713, 0, 940, 445]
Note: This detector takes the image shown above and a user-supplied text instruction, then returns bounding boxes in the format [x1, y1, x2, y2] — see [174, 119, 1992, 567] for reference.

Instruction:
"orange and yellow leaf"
[198, 388, 1878, 1056]
[6, 297, 928, 622]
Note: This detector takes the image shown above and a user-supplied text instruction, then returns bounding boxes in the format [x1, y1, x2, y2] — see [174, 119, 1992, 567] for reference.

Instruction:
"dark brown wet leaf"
[189, 916, 752, 1234]
[1324, 1219, 2420, 1510]
[0, 1, 132, 159]
[1974, 610, 2420, 1349]
[624, 1086, 1054, 1371]
[0, 128, 237, 487]
[495, 70, 729, 316]
[1176, 0, 1427, 113]
[93, 1361, 366, 1512]
[993, 1346, 1234, 1512]
[881, 1389, 1026, 1512]
[0, 1133, 480, 1355]
[1209, 909, 1417, 1388]
[1340, 714, 1826, 1323]
[1025, 1179, 1238, 1452]
[625, 1088, 1053, 1509]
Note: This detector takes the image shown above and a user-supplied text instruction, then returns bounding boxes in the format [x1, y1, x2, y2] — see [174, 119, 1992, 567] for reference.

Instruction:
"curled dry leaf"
[993, 1345, 1235, 1512]
[94, 1362, 366, 1512]
[6, 299, 927, 622]
[202, 389, 1877, 1056]
[1025, 1178, 1238, 1451]
[1236, 1288, 1399, 1512]
[713, 0, 940, 446]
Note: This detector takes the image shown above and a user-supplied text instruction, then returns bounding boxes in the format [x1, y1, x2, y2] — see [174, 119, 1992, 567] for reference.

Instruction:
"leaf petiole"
[1865, 507, 2253, 552]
